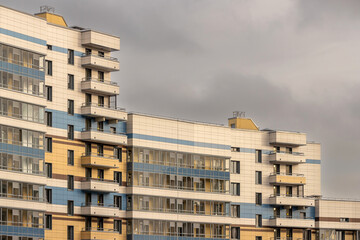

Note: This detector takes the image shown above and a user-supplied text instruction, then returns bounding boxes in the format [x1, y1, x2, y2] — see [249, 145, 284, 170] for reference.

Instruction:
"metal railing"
[81, 177, 119, 184]
[81, 77, 118, 86]
[81, 53, 118, 62]
[81, 102, 125, 111]
[0, 220, 44, 228]
[82, 227, 117, 232]
[131, 159, 228, 172]
[0, 165, 45, 176]
[81, 128, 127, 136]
[270, 215, 314, 220]
[270, 194, 312, 199]
[82, 152, 117, 160]
[131, 183, 228, 194]
[81, 202, 118, 208]
[0, 193, 45, 202]
[132, 230, 227, 238]
[131, 206, 227, 216]
[269, 151, 304, 156]
[0, 84, 45, 97]
[270, 172, 304, 177]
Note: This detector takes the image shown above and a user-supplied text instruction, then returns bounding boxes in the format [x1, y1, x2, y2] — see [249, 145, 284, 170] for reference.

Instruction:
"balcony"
[81, 78, 119, 96]
[269, 131, 306, 146]
[81, 103, 127, 122]
[81, 30, 120, 51]
[0, 194, 46, 211]
[269, 152, 305, 164]
[269, 194, 315, 207]
[269, 216, 315, 228]
[81, 153, 119, 169]
[80, 203, 120, 217]
[81, 54, 119, 72]
[269, 173, 306, 185]
[81, 228, 120, 240]
[80, 128, 127, 145]
[81, 178, 120, 193]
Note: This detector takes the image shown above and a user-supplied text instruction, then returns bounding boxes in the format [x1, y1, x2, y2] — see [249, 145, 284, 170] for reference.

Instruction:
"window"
[231, 205, 240, 218]
[45, 163, 52, 178]
[85, 48, 92, 55]
[231, 183, 240, 196]
[68, 74, 74, 90]
[110, 127, 116, 134]
[286, 147, 292, 154]
[256, 193, 262, 205]
[231, 124, 235, 128]
[231, 161, 240, 174]
[67, 175, 74, 190]
[45, 111, 52, 127]
[68, 150, 74, 165]
[231, 227, 240, 239]
[45, 189, 52, 203]
[67, 100, 74, 115]
[67, 125, 74, 140]
[114, 171, 122, 184]
[47, 45, 52, 50]
[255, 171, 262, 185]
[45, 137, 52, 152]
[45, 60, 52, 76]
[67, 200, 74, 215]
[256, 237, 262, 240]
[231, 147, 240, 152]
[45, 214, 52, 229]
[274, 146, 280, 153]
[114, 147, 122, 162]
[98, 51, 104, 57]
[68, 49, 74, 65]
[255, 150, 262, 163]
[98, 71, 104, 81]
[114, 195, 122, 209]
[255, 214, 262, 227]
[114, 220, 122, 233]
[340, 218, 350, 222]
[45, 85, 52, 101]
[67, 225, 74, 240]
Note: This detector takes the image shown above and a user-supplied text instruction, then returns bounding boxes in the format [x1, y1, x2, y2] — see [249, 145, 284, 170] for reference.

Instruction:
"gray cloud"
[2, 0, 360, 198]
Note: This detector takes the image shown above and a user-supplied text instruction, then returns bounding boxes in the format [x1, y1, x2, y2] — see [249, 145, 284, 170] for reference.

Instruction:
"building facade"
[0, 5, 359, 240]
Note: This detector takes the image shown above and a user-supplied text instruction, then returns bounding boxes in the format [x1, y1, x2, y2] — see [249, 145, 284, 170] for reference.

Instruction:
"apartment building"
[0, 4, 359, 240]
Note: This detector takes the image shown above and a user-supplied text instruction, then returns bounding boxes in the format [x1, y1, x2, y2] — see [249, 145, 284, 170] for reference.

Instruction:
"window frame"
[67, 99, 74, 115]
[67, 149, 74, 166]
[45, 214, 52, 229]
[67, 200, 74, 216]
[67, 74, 74, 90]
[67, 175, 74, 191]
[67, 49, 74, 65]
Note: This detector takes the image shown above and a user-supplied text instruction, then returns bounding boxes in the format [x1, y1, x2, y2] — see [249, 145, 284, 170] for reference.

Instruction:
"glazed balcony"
[81, 178, 120, 193]
[81, 78, 119, 96]
[269, 152, 305, 164]
[81, 30, 120, 51]
[81, 228, 120, 240]
[81, 153, 119, 169]
[269, 216, 315, 228]
[269, 194, 315, 207]
[269, 131, 306, 146]
[80, 203, 120, 217]
[269, 173, 306, 185]
[80, 128, 127, 145]
[81, 54, 119, 72]
[81, 103, 127, 122]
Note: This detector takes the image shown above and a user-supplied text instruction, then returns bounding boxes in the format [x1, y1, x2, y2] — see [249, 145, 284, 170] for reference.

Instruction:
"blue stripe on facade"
[52, 45, 83, 56]
[0, 225, 44, 238]
[132, 162, 230, 180]
[231, 203, 315, 220]
[0, 142, 44, 158]
[46, 109, 126, 134]
[128, 133, 231, 151]
[306, 159, 321, 164]
[129, 235, 228, 240]
[0, 27, 84, 56]
[46, 186, 126, 209]
[0, 27, 46, 46]
[0, 61, 45, 80]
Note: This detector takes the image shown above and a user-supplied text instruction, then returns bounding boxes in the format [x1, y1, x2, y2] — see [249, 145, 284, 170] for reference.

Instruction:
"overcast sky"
[2, 0, 360, 198]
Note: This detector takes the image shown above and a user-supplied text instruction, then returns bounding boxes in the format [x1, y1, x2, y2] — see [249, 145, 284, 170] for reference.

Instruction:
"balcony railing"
[81, 53, 118, 62]
[82, 152, 117, 159]
[82, 77, 118, 86]
[0, 193, 45, 202]
[82, 227, 117, 232]
[81, 177, 119, 184]
[81, 102, 125, 112]
[270, 172, 304, 177]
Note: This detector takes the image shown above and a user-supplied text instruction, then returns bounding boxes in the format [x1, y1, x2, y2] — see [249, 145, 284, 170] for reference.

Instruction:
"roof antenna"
[233, 111, 245, 118]
[40, 6, 55, 14]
